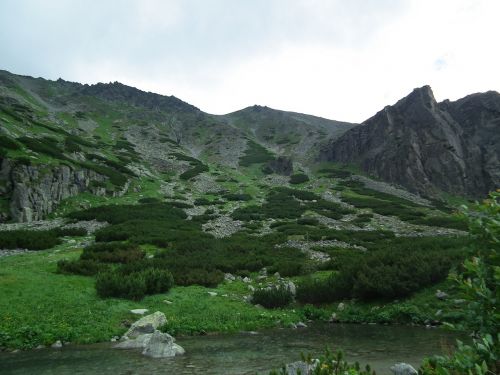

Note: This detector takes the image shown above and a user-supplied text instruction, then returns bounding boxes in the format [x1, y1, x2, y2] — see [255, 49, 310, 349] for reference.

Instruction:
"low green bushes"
[239, 140, 274, 166]
[0, 230, 61, 250]
[57, 259, 107, 276]
[223, 192, 252, 201]
[80, 242, 145, 264]
[180, 164, 209, 180]
[289, 173, 309, 184]
[18, 136, 67, 160]
[252, 287, 294, 308]
[52, 227, 88, 237]
[96, 268, 174, 300]
[0, 134, 20, 150]
[297, 236, 467, 304]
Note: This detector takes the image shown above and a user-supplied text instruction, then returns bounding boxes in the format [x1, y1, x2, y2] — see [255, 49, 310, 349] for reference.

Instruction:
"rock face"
[0, 157, 108, 222]
[263, 156, 293, 176]
[320, 86, 500, 198]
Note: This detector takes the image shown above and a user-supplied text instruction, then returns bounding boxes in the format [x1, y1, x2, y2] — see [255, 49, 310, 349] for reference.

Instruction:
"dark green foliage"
[318, 167, 353, 179]
[80, 242, 145, 264]
[223, 192, 252, 201]
[52, 227, 88, 237]
[95, 266, 174, 300]
[341, 194, 425, 221]
[67, 203, 187, 224]
[0, 135, 20, 150]
[180, 163, 209, 180]
[268, 260, 306, 277]
[194, 197, 210, 206]
[0, 230, 61, 250]
[77, 161, 128, 187]
[57, 259, 106, 276]
[168, 201, 193, 208]
[252, 287, 294, 308]
[296, 217, 319, 226]
[289, 173, 309, 184]
[173, 268, 224, 287]
[18, 136, 67, 160]
[233, 188, 352, 222]
[297, 236, 467, 304]
[138, 197, 161, 204]
[408, 215, 468, 231]
[239, 140, 274, 166]
[351, 213, 373, 227]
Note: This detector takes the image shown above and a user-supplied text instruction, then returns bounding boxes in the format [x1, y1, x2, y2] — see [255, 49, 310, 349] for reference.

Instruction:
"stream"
[0, 323, 460, 375]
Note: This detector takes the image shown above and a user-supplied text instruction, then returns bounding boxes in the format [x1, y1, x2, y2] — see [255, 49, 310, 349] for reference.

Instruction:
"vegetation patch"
[239, 139, 274, 166]
[289, 173, 310, 184]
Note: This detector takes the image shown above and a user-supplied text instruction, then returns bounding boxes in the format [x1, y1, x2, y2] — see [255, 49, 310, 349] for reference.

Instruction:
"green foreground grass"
[0, 242, 464, 350]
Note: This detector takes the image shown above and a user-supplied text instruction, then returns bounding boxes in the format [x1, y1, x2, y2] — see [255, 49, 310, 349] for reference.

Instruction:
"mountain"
[320, 86, 500, 198]
[0, 70, 352, 222]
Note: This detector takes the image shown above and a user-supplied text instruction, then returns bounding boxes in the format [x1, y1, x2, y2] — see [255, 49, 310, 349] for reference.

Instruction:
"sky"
[0, 0, 499, 123]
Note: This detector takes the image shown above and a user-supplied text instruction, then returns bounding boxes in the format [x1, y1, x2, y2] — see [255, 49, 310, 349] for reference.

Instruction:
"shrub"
[95, 271, 147, 300]
[252, 286, 294, 308]
[224, 193, 252, 201]
[0, 230, 61, 250]
[296, 217, 319, 226]
[0, 135, 20, 150]
[80, 242, 145, 264]
[173, 268, 224, 287]
[138, 197, 161, 204]
[57, 259, 106, 276]
[289, 173, 309, 184]
[52, 227, 88, 237]
[180, 164, 209, 180]
[239, 140, 274, 166]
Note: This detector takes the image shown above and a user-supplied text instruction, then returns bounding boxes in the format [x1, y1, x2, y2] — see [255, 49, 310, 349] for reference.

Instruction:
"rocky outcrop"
[115, 311, 184, 358]
[320, 86, 500, 198]
[263, 156, 294, 176]
[390, 363, 418, 375]
[0, 157, 108, 222]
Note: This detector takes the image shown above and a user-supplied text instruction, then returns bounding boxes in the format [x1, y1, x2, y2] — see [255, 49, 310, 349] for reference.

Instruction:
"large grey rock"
[114, 333, 153, 349]
[320, 86, 500, 198]
[142, 330, 185, 358]
[390, 363, 418, 375]
[123, 311, 167, 339]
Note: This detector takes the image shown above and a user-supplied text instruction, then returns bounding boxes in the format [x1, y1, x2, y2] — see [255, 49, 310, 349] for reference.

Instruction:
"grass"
[0, 245, 301, 349]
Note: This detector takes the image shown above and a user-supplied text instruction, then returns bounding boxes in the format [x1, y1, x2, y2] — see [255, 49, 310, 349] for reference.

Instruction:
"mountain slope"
[320, 86, 500, 198]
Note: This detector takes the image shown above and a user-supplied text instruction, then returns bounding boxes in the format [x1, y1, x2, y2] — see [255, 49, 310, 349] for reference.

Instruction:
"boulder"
[285, 359, 319, 375]
[115, 333, 153, 349]
[142, 331, 185, 358]
[51, 340, 62, 349]
[390, 363, 418, 375]
[123, 311, 167, 339]
[337, 302, 345, 311]
[435, 290, 448, 300]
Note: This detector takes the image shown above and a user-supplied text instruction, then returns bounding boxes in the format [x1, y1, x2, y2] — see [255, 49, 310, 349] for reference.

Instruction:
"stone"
[224, 273, 235, 282]
[130, 309, 149, 315]
[115, 333, 153, 349]
[329, 313, 339, 323]
[435, 290, 448, 300]
[337, 302, 345, 311]
[142, 331, 185, 358]
[51, 340, 62, 349]
[207, 291, 218, 297]
[163, 300, 173, 304]
[123, 311, 167, 339]
[285, 359, 319, 375]
[248, 285, 255, 292]
[242, 277, 251, 283]
[296, 322, 308, 328]
[390, 363, 418, 375]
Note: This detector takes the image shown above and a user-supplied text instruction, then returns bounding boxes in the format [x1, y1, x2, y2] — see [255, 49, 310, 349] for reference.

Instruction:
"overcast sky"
[1, 0, 499, 123]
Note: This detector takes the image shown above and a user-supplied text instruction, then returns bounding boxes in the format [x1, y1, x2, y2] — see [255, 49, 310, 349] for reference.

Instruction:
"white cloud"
[0, 0, 499, 122]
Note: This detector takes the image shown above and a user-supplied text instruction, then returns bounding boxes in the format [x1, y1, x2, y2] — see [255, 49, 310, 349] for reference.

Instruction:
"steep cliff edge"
[320, 86, 500, 198]
[0, 157, 108, 222]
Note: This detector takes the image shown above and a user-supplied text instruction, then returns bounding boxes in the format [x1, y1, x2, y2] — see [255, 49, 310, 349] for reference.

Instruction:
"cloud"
[0, 0, 499, 122]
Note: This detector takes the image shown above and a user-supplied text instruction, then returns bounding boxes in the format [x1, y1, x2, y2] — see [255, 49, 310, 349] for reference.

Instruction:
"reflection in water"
[0, 323, 458, 375]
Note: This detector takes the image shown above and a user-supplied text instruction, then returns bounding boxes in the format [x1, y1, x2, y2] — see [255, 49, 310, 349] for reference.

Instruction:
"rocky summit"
[320, 85, 500, 198]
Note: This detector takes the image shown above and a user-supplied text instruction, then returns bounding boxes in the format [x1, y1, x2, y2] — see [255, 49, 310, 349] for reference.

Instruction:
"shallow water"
[0, 323, 459, 375]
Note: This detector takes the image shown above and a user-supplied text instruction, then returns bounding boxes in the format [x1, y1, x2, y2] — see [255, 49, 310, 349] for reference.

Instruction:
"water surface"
[0, 323, 459, 375]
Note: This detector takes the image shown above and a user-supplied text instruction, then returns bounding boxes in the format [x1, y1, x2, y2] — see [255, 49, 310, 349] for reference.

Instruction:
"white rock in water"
[51, 340, 62, 349]
[123, 311, 167, 339]
[130, 309, 149, 315]
[142, 331, 185, 358]
[390, 363, 418, 375]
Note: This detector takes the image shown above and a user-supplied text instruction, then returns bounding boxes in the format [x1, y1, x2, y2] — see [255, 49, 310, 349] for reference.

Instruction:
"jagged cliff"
[320, 86, 500, 198]
[0, 157, 110, 222]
